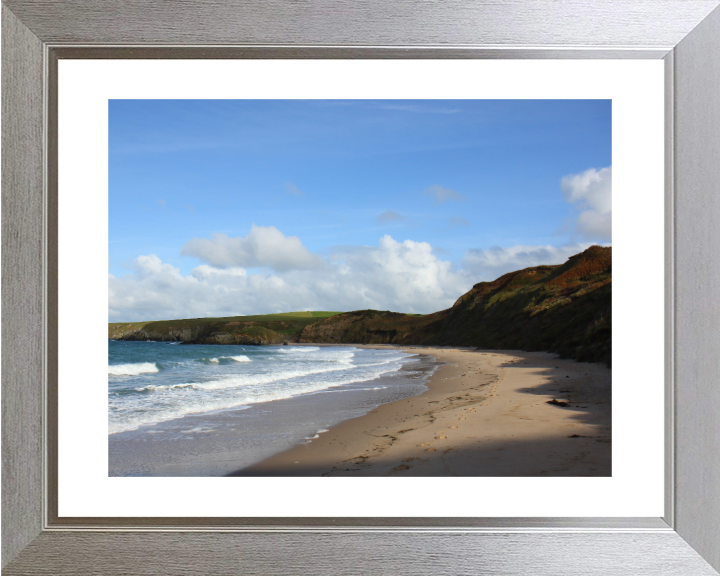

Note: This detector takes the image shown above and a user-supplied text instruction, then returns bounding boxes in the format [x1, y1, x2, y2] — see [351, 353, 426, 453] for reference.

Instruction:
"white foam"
[191, 361, 358, 391]
[278, 346, 320, 353]
[109, 362, 159, 376]
[112, 362, 403, 433]
[134, 382, 194, 392]
[109, 344, 419, 434]
[201, 355, 252, 364]
[225, 355, 251, 362]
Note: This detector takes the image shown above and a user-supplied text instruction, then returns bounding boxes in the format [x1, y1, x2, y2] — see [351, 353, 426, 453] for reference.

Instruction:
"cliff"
[297, 310, 444, 345]
[297, 246, 611, 365]
[109, 312, 342, 346]
[431, 245, 611, 364]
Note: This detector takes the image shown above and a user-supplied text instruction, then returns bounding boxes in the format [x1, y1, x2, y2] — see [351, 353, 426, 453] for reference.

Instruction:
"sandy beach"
[233, 345, 611, 477]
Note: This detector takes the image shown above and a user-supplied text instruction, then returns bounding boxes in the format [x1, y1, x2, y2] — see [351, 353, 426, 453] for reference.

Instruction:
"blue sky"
[109, 99, 611, 321]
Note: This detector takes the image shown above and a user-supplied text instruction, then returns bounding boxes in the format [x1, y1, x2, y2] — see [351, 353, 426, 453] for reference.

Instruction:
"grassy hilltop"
[108, 311, 342, 346]
[110, 246, 611, 364]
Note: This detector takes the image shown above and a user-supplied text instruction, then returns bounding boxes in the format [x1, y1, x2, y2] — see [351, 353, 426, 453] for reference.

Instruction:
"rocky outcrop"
[108, 322, 151, 340]
[111, 323, 287, 346]
[119, 324, 210, 342]
[187, 326, 287, 346]
[298, 310, 442, 345]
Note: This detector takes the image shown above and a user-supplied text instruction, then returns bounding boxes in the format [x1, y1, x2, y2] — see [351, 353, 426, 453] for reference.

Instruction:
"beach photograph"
[108, 99, 611, 477]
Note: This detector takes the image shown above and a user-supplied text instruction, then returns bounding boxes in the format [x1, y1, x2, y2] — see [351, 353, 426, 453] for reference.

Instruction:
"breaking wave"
[109, 362, 159, 376]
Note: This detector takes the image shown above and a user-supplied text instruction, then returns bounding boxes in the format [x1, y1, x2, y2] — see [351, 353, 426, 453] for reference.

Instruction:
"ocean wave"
[193, 364, 354, 391]
[108, 343, 421, 434]
[225, 355, 252, 362]
[200, 355, 253, 365]
[134, 382, 194, 392]
[301, 429, 330, 444]
[109, 362, 159, 376]
[109, 362, 407, 434]
[277, 346, 320, 353]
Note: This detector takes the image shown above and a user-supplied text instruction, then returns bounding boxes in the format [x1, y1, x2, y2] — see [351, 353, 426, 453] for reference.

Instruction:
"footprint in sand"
[436, 435, 448, 440]
[393, 464, 411, 471]
[449, 425, 458, 429]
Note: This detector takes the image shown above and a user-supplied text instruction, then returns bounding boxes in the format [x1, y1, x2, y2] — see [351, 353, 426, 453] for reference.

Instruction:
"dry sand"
[235, 346, 611, 477]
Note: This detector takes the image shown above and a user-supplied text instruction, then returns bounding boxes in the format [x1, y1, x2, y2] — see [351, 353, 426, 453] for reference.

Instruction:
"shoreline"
[109, 344, 435, 476]
[232, 345, 611, 476]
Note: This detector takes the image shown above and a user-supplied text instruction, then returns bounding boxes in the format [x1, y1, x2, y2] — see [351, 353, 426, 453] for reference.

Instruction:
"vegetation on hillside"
[298, 246, 612, 365]
[108, 311, 343, 345]
[430, 245, 611, 364]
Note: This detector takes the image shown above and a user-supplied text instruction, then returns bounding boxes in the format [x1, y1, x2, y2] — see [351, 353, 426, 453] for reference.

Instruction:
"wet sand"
[233, 346, 611, 476]
[109, 350, 436, 477]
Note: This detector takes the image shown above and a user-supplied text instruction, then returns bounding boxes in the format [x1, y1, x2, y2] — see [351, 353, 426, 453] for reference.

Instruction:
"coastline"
[109, 344, 437, 476]
[232, 345, 611, 476]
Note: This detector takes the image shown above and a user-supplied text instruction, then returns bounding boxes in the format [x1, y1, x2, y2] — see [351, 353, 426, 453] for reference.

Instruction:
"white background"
[58, 59, 665, 517]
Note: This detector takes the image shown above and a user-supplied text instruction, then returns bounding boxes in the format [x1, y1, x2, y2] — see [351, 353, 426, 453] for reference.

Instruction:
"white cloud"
[462, 243, 596, 281]
[561, 166, 611, 240]
[423, 185, 466, 204]
[448, 216, 470, 228]
[285, 182, 304, 197]
[191, 265, 247, 280]
[181, 225, 322, 271]
[376, 210, 404, 224]
[110, 235, 473, 322]
[110, 224, 604, 322]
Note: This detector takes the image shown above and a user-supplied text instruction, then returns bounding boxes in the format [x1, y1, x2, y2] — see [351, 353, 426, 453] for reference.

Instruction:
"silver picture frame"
[3, 1, 719, 573]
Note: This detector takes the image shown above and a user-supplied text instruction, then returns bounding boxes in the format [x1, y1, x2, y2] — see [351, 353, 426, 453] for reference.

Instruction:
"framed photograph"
[3, 1, 719, 574]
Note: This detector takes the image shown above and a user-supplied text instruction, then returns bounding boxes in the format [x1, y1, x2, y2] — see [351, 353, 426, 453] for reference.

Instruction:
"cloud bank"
[110, 235, 473, 322]
[181, 225, 322, 271]
[110, 233, 597, 322]
[561, 166, 612, 240]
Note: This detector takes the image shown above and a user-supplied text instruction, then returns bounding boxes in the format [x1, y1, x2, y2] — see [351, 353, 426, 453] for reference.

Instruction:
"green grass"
[108, 321, 152, 332]
[111, 311, 343, 325]
[109, 311, 346, 340]
[263, 311, 343, 318]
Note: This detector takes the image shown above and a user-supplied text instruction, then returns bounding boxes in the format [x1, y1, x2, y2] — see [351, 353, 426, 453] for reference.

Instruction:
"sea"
[108, 340, 437, 476]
